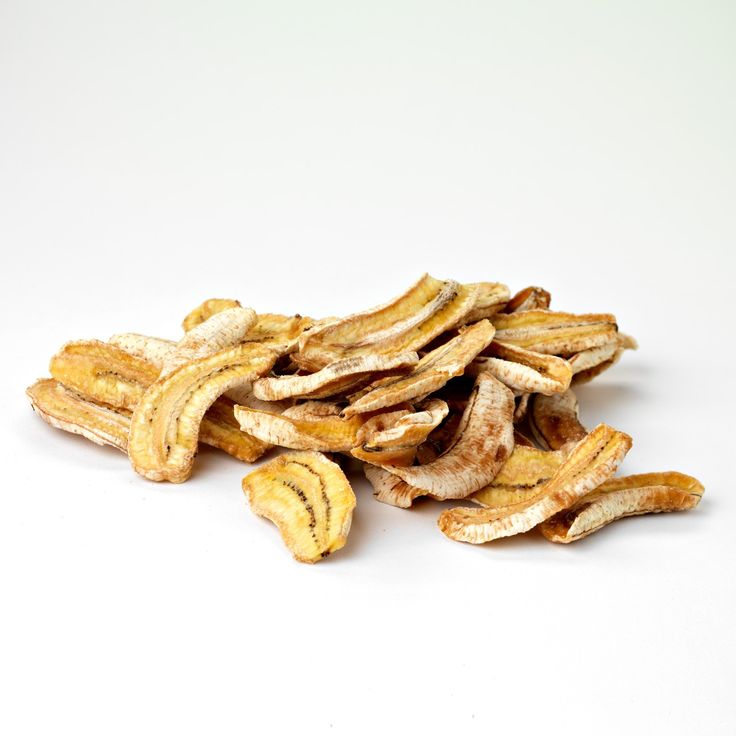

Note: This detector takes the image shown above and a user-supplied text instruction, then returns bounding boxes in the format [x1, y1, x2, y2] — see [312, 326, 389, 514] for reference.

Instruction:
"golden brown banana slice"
[242, 451, 356, 563]
[234, 401, 365, 452]
[504, 286, 551, 313]
[295, 274, 480, 370]
[26, 378, 130, 451]
[351, 399, 449, 466]
[360, 372, 515, 500]
[539, 472, 704, 543]
[343, 320, 495, 417]
[492, 310, 618, 355]
[252, 351, 418, 402]
[529, 389, 587, 450]
[470, 446, 565, 508]
[462, 282, 510, 322]
[182, 298, 243, 331]
[469, 340, 572, 395]
[438, 423, 632, 544]
[128, 343, 277, 482]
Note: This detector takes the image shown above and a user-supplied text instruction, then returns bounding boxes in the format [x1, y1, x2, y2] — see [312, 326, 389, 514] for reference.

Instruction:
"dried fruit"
[242, 451, 356, 563]
[182, 298, 242, 331]
[505, 286, 551, 313]
[539, 472, 704, 543]
[462, 282, 510, 322]
[529, 389, 587, 450]
[438, 423, 632, 544]
[244, 313, 315, 353]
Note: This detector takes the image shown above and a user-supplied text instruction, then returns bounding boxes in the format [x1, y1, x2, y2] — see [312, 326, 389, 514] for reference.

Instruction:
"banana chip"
[343, 320, 495, 417]
[244, 313, 315, 353]
[182, 298, 243, 331]
[295, 274, 480, 370]
[438, 423, 632, 544]
[242, 451, 356, 563]
[539, 472, 704, 543]
[109, 333, 175, 369]
[128, 343, 277, 482]
[529, 389, 587, 450]
[504, 286, 551, 313]
[462, 282, 510, 322]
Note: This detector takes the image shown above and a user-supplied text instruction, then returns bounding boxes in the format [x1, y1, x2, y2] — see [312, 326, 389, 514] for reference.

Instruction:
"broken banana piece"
[529, 389, 587, 450]
[539, 472, 704, 543]
[242, 451, 356, 563]
[504, 286, 551, 313]
[437, 423, 632, 544]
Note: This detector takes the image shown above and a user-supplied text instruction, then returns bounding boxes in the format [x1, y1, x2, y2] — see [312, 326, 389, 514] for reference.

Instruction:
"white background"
[1, 2, 734, 734]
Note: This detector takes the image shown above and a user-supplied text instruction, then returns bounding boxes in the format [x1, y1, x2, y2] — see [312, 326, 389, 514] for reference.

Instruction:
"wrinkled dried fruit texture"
[344, 320, 495, 417]
[539, 472, 704, 543]
[364, 464, 421, 508]
[252, 351, 418, 402]
[351, 399, 449, 466]
[504, 286, 551, 313]
[437, 423, 632, 544]
[362, 372, 515, 501]
[242, 451, 356, 563]
[26, 379, 130, 451]
[471, 340, 572, 395]
[462, 282, 510, 322]
[529, 389, 587, 450]
[128, 343, 277, 482]
[234, 401, 365, 452]
[570, 333, 638, 384]
[470, 446, 565, 508]
[245, 313, 315, 353]
[182, 298, 242, 331]
[50, 340, 160, 411]
[295, 274, 480, 371]
[162, 307, 257, 375]
[492, 310, 618, 355]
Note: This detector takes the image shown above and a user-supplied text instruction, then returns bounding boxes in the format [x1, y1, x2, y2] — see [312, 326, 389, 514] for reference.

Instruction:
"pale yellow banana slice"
[109, 333, 175, 369]
[570, 333, 638, 384]
[438, 423, 632, 544]
[529, 388, 587, 450]
[539, 472, 704, 543]
[182, 298, 242, 331]
[244, 313, 315, 353]
[242, 451, 356, 563]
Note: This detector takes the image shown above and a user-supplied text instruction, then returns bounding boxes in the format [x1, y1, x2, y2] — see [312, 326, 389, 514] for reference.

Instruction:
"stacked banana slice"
[26, 274, 704, 563]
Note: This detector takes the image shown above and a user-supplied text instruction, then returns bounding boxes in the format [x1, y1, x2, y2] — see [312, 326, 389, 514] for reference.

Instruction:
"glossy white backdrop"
[1, 2, 734, 734]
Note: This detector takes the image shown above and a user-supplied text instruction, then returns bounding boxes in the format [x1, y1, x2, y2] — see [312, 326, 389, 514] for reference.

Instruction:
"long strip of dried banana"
[27, 379, 130, 451]
[242, 451, 356, 563]
[438, 423, 632, 544]
[182, 298, 243, 331]
[252, 351, 418, 402]
[343, 320, 495, 417]
[492, 310, 618, 355]
[504, 286, 551, 313]
[469, 340, 572, 395]
[295, 274, 480, 370]
[529, 389, 587, 450]
[128, 343, 277, 482]
[360, 372, 515, 500]
[539, 472, 704, 543]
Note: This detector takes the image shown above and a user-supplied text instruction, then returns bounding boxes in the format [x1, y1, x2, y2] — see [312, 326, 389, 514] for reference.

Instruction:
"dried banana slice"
[529, 389, 587, 450]
[295, 274, 480, 370]
[364, 464, 423, 508]
[469, 341, 572, 395]
[539, 472, 704, 543]
[343, 320, 495, 417]
[470, 446, 565, 508]
[351, 399, 449, 466]
[109, 333, 175, 369]
[462, 282, 510, 322]
[570, 333, 638, 384]
[234, 402, 365, 452]
[245, 313, 315, 353]
[128, 343, 277, 482]
[26, 379, 130, 451]
[504, 286, 551, 313]
[182, 298, 242, 331]
[197, 397, 270, 464]
[437, 423, 632, 544]
[252, 351, 418, 402]
[242, 451, 356, 563]
[360, 372, 515, 500]
[492, 310, 618, 355]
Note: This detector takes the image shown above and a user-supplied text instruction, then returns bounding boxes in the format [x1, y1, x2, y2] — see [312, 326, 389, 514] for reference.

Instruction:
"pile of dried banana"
[27, 275, 704, 563]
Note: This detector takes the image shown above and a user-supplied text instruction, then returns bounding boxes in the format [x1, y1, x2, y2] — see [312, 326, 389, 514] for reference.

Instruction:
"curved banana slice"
[505, 286, 551, 313]
[182, 298, 243, 331]
[343, 320, 495, 417]
[492, 310, 618, 355]
[364, 464, 422, 508]
[245, 313, 315, 353]
[295, 274, 480, 370]
[109, 333, 175, 369]
[438, 423, 632, 544]
[539, 472, 704, 543]
[128, 343, 277, 482]
[470, 446, 565, 508]
[529, 389, 587, 450]
[351, 399, 449, 466]
[242, 451, 356, 563]
[26, 379, 130, 451]
[469, 341, 572, 395]
[570, 333, 638, 384]
[462, 282, 510, 322]
[360, 372, 515, 500]
[234, 402, 365, 452]
[252, 351, 418, 402]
